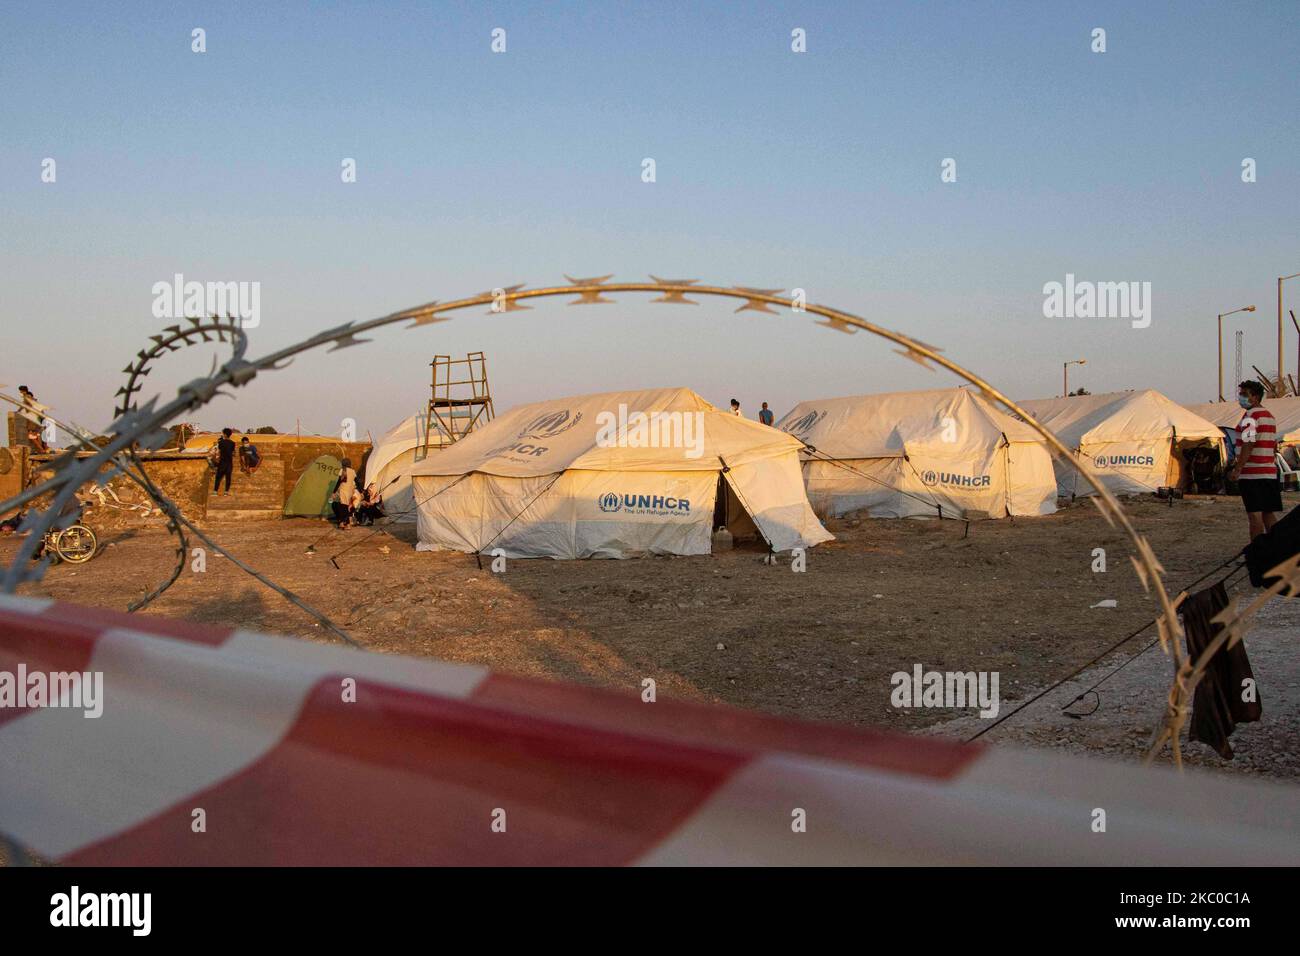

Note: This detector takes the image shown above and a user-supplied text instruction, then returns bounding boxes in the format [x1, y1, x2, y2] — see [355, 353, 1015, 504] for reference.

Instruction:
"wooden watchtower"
[424, 352, 494, 450]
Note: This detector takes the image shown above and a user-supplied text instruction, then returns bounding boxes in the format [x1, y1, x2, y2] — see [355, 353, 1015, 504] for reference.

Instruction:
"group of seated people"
[331, 458, 384, 529]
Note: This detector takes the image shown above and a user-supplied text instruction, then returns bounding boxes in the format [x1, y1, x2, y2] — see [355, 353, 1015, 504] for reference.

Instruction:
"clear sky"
[2, 1, 1297, 442]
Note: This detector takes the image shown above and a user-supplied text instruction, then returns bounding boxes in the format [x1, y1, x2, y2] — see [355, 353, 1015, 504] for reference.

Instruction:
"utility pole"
[1063, 358, 1086, 397]
[1291, 310, 1299, 391]
[1235, 330, 1243, 389]
[1217, 306, 1256, 401]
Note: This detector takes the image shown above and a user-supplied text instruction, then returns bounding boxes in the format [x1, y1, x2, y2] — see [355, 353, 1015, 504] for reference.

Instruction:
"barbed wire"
[0, 277, 1219, 763]
[1, 321, 358, 645]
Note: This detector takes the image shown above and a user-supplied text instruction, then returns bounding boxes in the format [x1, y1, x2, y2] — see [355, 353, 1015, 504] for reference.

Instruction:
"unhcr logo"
[783, 410, 826, 437]
[484, 408, 584, 459]
[518, 410, 583, 440]
[596, 492, 691, 516]
[921, 470, 992, 488]
[1093, 454, 1153, 468]
[594, 404, 705, 459]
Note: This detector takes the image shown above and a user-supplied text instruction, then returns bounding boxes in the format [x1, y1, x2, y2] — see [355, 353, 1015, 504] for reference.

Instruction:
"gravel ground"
[2, 493, 1296, 782]
[926, 576, 1300, 779]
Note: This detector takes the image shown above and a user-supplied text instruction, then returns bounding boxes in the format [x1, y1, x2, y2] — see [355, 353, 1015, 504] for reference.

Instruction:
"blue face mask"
[1238, 395, 1252, 409]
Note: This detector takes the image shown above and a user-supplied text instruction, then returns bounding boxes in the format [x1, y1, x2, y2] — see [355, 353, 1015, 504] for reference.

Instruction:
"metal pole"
[1236, 330, 1244, 391]
[1063, 362, 1068, 397]
[1218, 313, 1223, 402]
[1291, 310, 1299, 386]
[1219, 306, 1258, 399]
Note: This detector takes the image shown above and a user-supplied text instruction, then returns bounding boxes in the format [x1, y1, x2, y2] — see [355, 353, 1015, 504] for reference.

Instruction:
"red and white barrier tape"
[0, 594, 1296, 865]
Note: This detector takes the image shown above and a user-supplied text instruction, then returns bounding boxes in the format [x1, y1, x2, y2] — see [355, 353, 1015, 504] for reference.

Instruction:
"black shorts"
[1239, 478, 1282, 514]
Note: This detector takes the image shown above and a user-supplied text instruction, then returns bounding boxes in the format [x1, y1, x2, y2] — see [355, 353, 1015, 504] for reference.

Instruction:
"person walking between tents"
[333, 458, 358, 529]
[213, 428, 236, 497]
[1229, 380, 1282, 541]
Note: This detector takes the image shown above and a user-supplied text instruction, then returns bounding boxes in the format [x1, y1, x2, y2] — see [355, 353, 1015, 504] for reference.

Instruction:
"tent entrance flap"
[719, 471, 761, 543]
[712, 474, 727, 530]
[723, 457, 834, 553]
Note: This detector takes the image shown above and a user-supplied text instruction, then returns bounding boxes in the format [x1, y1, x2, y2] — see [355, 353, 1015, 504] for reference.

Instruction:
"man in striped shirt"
[1228, 379, 1282, 540]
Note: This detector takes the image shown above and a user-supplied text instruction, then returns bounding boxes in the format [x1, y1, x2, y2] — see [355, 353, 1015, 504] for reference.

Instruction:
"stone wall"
[2, 439, 372, 525]
[8, 451, 209, 527]
[273, 441, 372, 502]
[0, 445, 28, 519]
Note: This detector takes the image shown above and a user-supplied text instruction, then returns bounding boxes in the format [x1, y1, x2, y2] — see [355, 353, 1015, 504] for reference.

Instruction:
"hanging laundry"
[1180, 582, 1262, 759]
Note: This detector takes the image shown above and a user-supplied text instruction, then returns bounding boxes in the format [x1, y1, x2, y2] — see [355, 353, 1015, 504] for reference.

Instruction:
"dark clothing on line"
[1181, 582, 1262, 759]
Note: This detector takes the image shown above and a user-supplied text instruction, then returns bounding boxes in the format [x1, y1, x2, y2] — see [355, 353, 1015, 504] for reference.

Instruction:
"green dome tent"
[284, 455, 340, 517]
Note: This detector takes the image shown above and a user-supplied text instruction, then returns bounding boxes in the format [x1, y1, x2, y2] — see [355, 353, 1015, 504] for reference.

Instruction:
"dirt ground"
[3, 493, 1296, 779]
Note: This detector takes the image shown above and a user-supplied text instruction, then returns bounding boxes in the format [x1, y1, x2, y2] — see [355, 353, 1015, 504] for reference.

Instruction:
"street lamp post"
[1063, 359, 1086, 397]
[1280, 273, 1300, 395]
[1218, 306, 1256, 401]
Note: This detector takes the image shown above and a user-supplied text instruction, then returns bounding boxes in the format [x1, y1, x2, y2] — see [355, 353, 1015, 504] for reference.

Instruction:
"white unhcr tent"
[364, 414, 450, 522]
[777, 388, 1058, 520]
[1017, 390, 1225, 497]
[408, 387, 833, 558]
